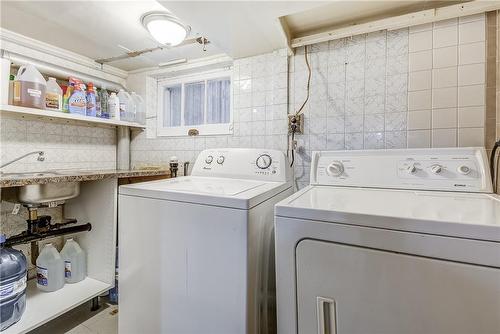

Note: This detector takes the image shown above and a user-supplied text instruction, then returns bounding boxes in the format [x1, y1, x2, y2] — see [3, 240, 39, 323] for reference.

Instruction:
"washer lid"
[275, 186, 500, 242]
[119, 176, 291, 209]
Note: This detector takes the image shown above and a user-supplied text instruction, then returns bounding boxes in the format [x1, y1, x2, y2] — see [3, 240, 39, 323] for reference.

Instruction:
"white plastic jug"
[108, 92, 120, 120]
[130, 92, 145, 125]
[45, 77, 62, 111]
[117, 89, 131, 121]
[36, 243, 65, 292]
[60, 238, 86, 284]
[13, 64, 47, 109]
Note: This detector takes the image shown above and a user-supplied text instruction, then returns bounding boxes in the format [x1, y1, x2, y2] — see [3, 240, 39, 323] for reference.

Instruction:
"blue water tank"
[0, 234, 27, 331]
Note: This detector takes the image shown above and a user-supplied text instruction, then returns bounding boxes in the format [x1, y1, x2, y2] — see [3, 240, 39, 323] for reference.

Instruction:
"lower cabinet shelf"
[4, 277, 112, 334]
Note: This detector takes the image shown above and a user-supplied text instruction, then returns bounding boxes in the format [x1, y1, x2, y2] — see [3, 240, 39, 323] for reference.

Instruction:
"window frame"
[157, 69, 233, 137]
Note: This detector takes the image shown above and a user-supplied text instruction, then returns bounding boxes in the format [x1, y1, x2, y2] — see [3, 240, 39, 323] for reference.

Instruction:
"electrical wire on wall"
[288, 45, 312, 167]
[490, 139, 500, 193]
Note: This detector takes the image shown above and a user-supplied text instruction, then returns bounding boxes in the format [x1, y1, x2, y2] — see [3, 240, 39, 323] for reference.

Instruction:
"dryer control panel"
[192, 148, 291, 182]
[311, 148, 492, 193]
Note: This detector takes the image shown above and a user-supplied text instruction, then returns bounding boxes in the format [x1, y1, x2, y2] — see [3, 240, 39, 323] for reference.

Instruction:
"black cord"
[490, 140, 500, 182]
[289, 129, 296, 167]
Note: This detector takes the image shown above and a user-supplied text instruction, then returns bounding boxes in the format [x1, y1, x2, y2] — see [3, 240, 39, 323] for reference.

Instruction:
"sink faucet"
[0, 151, 45, 171]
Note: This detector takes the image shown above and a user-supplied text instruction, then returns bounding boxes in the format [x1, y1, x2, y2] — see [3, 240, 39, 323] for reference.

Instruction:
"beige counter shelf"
[0, 104, 145, 129]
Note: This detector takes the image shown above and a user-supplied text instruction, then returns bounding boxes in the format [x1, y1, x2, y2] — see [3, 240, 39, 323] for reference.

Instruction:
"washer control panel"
[192, 148, 291, 182]
[311, 148, 492, 193]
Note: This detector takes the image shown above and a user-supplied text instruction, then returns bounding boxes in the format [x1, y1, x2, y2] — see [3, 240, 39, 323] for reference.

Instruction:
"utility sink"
[18, 182, 80, 204]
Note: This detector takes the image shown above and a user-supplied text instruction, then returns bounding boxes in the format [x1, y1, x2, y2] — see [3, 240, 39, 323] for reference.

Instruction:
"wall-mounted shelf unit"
[0, 104, 145, 129]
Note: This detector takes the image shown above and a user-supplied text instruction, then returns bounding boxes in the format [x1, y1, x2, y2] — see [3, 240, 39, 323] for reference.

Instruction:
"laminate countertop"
[0, 169, 170, 187]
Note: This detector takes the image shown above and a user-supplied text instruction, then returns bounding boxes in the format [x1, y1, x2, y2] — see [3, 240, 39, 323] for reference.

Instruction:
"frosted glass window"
[164, 85, 181, 127]
[207, 78, 230, 124]
[184, 81, 205, 126]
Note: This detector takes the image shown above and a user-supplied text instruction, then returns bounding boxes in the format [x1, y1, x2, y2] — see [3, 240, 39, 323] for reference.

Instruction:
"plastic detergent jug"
[131, 92, 145, 125]
[60, 239, 86, 284]
[99, 87, 109, 119]
[45, 77, 62, 111]
[117, 89, 131, 121]
[94, 87, 101, 117]
[86, 82, 97, 117]
[0, 234, 27, 331]
[36, 243, 65, 292]
[108, 92, 120, 120]
[13, 64, 47, 109]
[68, 85, 87, 115]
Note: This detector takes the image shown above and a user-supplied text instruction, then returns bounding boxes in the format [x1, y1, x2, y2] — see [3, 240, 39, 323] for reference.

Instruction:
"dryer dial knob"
[326, 161, 344, 177]
[256, 154, 272, 169]
[217, 156, 225, 164]
[457, 165, 471, 175]
[430, 164, 443, 174]
[205, 155, 214, 164]
[407, 164, 418, 174]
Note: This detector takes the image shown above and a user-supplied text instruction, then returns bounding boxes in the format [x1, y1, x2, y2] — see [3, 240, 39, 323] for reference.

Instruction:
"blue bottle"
[68, 85, 87, 115]
[0, 234, 27, 331]
[86, 82, 97, 117]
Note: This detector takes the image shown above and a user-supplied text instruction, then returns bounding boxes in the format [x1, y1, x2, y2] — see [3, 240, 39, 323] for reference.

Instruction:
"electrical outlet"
[288, 114, 304, 134]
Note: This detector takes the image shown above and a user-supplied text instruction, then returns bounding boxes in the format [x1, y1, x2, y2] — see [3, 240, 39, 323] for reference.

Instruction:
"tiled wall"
[130, 50, 289, 171]
[130, 14, 488, 189]
[0, 117, 116, 173]
[407, 14, 486, 148]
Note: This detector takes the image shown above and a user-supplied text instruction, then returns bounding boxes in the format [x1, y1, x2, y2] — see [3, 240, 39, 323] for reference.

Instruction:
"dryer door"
[296, 239, 500, 334]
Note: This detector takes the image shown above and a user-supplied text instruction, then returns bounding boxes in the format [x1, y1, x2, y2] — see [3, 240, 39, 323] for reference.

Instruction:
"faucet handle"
[37, 151, 45, 162]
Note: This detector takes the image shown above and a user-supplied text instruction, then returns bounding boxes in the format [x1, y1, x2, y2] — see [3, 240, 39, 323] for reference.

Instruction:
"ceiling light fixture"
[141, 12, 190, 46]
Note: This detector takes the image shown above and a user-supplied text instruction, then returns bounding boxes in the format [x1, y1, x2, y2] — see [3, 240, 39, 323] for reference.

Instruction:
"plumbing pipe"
[5, 223, 92, 247]
[117, 126, 130, 170]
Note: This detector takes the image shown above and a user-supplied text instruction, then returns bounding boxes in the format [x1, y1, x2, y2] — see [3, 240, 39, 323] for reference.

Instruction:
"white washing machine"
[119, 148, 292, 334]
[275, 147, 500, 334]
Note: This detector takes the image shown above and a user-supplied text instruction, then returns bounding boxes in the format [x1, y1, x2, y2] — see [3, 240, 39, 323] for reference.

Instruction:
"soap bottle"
[108, 92, 120, 120]
[36, 243, 65, 292]
[45, 77, 63, 111]
[86, 82, 96, 117]
[62, 82, 73, 113]
[117, 89, 130, 121]
[94, 87, 101, 118]
[100, 87, 109, 119]
[68, 84, 86, 115]
[60, 238, 86, 284]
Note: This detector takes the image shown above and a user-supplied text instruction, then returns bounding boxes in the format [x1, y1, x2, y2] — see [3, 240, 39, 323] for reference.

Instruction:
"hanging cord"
[490, 139, 500, 193]
[289, 45, 312, 167]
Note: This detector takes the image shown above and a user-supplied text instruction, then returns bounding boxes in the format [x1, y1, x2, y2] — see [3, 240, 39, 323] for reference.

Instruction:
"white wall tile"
[408, 70, 432, 91]
[458, 20, 485, 44]
[409, 50, 433, 71]
[409, 23, 432, 33]
[457, 63, 485, 86]
[407, 130, 431, 148]
[432, 108, 457, 129]
[432, 87, 457, 109]
[433, 25, 458, 48]
[408, 90, 432, 111]
[432, 67, 457, 88]
[458, 127, 484, 146]
[433, 18, 458, 29]
[409, 30, 433, 52]
[432, 128, 457, 147]
[433, 46, 458, 68]
[457, 84, 485, 107]
[458, 13, 484, 24]
[458, 42, 485, 65]
[408, 110, 431, 130]
[458, 106, 485, 128]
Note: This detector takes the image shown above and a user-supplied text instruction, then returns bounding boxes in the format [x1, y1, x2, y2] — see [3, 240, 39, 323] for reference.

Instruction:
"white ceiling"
[0, 0, 222, 71]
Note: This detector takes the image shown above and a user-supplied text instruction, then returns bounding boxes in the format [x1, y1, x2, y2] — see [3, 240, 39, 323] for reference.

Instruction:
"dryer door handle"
[317, 296, 337, 334]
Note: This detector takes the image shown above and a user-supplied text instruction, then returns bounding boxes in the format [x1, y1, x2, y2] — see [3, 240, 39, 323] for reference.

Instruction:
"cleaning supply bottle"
[117, 89, 130, 121]
[94, 87, 101, 118]
[108, 92, 120, 120]
[36, 243, 65, 292]
[0, 234, 27, 331]
[62, 83, 73, 113]
[45, 77, 63, 111]
[131, 92, 146, 125]
[13, 64, 47, 109]
[86, 82, 97, 117]
[68, 84, 86, 115]
[100, 87, 109, 119]
[60, 238, 86, 284]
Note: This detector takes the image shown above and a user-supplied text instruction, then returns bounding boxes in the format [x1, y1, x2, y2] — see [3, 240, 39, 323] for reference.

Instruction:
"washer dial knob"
[205, 155, 214, 164]
[217, 156, 225, 164]
[256, 154, 272, 169]
[457, 165, 471, 175]
[407, 164, 418, 174]
[430, 164, 443, 174]
[326, 161, 344, 177]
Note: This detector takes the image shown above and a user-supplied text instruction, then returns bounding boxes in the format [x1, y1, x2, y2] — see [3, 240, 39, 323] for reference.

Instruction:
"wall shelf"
[0, 104, 145, 129]
[3, 277, 111, 334]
